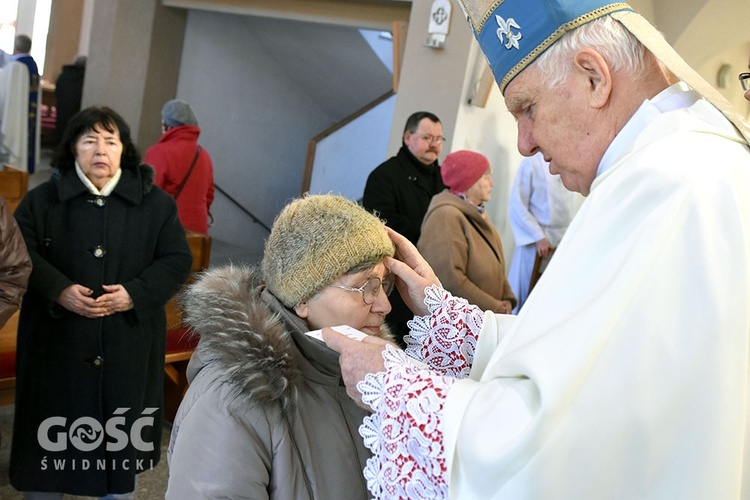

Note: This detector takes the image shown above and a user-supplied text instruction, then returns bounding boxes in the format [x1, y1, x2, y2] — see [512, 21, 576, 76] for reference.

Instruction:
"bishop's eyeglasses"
[739, 72, 750, 91]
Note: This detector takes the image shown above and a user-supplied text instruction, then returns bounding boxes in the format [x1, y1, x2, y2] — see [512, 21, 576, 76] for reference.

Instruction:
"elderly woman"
[10, 106, 193, 498]
[166, 194, 394, 498]
[418, 150, 516, 313]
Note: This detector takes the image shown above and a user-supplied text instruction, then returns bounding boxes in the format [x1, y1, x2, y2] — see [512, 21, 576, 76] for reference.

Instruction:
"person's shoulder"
[364, 157, 399, 192]
[172, 365, 275, 457]
[371, 154, 400, 172]
[23, 178, 58, 201]
[425, 192, 463, 217]
[136, 165, 173, 202]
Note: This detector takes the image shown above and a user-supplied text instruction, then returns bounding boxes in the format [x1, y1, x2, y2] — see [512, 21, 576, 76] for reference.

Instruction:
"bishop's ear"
[573, 48, 612, 109]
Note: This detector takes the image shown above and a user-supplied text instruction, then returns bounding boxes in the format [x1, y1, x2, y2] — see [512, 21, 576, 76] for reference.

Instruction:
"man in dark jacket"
[362, 111, 445, 346]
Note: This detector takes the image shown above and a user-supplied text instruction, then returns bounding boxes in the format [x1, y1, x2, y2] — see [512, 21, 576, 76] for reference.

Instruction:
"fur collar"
[180, 264, 300, 412]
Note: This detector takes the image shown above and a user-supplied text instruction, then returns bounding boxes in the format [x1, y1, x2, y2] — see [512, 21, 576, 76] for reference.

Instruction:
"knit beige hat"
[262, 194, 395, 308]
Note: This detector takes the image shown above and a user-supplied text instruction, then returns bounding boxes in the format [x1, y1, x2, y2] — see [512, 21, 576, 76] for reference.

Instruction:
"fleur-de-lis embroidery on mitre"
[495, 14, 522, 50]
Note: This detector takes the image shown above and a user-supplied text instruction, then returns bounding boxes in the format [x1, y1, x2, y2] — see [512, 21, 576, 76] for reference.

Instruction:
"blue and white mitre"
[455, 0, 750, 145]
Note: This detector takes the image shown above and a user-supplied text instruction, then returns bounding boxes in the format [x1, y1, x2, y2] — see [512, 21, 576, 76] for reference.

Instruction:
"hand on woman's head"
[385, 228, 440, 316]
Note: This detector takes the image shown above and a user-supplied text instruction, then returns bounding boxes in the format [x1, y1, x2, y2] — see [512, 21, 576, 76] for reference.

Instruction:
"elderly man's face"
[745, 54, 750, 102]
[505, 63, 610, 196]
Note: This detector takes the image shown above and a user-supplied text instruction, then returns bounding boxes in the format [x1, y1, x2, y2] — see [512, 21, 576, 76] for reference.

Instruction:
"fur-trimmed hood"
[179, 264, 392, 413]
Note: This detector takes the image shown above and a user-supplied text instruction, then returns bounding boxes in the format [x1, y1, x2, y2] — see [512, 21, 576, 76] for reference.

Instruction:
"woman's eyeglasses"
[329, 275, 395, 305]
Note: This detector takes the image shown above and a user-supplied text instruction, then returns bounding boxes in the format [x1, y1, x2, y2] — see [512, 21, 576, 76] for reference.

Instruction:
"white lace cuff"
[403, 285, 485, 377]
[358, 345, 452, 499]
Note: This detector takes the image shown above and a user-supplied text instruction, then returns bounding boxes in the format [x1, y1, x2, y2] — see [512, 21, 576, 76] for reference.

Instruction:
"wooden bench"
[0, 164, 30, 213]
[0, 230, 212, 416]
[163, 230, 212, 421]
[0, 165, 29, 212]
[0, 311, 19, 405]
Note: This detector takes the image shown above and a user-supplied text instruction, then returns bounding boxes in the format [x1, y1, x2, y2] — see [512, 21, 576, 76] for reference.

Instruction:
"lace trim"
[403, 285, 485, 377]
[358, 345, 453, 499]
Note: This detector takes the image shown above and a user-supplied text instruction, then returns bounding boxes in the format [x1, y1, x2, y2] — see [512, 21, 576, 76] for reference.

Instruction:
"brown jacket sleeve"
[0, 196, 32, 327]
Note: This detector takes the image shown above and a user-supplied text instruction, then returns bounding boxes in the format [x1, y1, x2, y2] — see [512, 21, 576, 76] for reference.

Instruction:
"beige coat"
[418, 190, 516, 312]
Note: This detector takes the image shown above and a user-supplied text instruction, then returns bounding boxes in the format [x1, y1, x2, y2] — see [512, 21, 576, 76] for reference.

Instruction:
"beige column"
[83, 0, 186, 148]
[388, 0, 477, 158]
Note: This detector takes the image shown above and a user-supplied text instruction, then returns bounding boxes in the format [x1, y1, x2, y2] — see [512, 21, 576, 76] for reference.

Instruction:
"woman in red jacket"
[144, 99, 214, 234]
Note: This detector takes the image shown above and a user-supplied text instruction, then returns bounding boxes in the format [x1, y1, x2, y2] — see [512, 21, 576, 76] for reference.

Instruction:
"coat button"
[91, 356, 104, 368]
[94, 196, 106, 207]
[93, 246, 106, 258]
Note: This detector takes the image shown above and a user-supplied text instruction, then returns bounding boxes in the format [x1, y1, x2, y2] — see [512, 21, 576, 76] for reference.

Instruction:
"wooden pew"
[0, 310, 19, 405]
[163, 230, 212, 422]
[0, 164, 29, 213]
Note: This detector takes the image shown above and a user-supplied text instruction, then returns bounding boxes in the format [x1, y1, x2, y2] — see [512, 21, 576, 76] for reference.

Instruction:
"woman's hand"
[57, 284, 134, 318]
[97, 284, 134, 315]
[535, 238, 553, 258]
[498, 300, 513, 314]
[58, 284, 108, 318]
[386, 227, 441, 317]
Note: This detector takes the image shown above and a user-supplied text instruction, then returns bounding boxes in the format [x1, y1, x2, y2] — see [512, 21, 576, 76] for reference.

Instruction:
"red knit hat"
[440, 150, 490, 193]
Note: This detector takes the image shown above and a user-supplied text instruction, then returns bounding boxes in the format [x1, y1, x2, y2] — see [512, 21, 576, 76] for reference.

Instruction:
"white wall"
[176, 11, 339, 259]
[309, 95, 396, 201]
[699, 43, 750, 116]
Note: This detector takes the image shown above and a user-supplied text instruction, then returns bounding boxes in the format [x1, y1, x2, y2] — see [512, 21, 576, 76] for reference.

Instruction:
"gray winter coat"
[166, 265, 388, 499]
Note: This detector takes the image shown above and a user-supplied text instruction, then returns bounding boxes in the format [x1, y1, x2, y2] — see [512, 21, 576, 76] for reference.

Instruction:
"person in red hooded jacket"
[145, 99, 214, 233]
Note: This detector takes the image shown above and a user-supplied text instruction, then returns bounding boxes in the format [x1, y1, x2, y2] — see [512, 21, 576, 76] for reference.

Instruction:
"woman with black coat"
[10, 106, 193, 498]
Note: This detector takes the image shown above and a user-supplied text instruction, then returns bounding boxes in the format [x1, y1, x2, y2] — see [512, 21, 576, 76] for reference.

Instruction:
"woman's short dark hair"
[52, 106, 141, 171]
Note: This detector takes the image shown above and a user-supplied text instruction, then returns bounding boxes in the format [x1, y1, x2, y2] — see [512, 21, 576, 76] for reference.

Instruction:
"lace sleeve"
[403, 285, 485, 378]
[358, 345, 452, 500]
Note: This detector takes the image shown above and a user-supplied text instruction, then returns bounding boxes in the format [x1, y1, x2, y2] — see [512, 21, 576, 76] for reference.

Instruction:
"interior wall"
[43, 0, 85, 82]
[666, 0, 750, 118]
[138, 6, 187, 148]
[309, 95, 397, 201]
[84, 0, 165, 142]
[176, 10, 338, 257]
[387, 0, 474, 161]
[699, 43, 750, 116]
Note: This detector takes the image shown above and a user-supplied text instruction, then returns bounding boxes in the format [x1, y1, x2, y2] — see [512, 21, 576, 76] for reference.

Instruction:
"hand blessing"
[386, 227, 441, 317]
